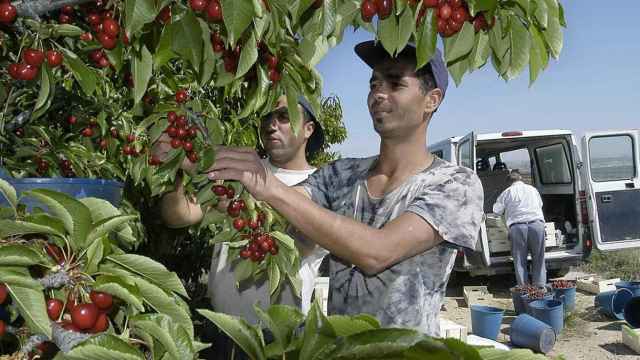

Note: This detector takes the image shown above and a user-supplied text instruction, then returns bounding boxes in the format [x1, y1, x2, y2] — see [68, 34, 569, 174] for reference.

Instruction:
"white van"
[428, 129, 640, 276]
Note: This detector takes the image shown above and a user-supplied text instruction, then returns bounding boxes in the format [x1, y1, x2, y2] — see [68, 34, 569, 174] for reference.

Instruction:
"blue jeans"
[509, 221, 546, 287]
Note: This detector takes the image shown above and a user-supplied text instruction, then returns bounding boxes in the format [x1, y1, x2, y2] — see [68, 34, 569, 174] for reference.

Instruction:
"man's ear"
[424, 87, 443, 115]
[303, 120, 315, 140]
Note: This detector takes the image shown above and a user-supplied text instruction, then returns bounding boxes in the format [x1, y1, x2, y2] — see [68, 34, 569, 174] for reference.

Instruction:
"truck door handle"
[601, 194, 613, 203]
[625, 182, 635, 189]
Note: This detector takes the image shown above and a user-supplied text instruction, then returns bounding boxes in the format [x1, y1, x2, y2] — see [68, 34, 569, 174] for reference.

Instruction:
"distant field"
[579, 248, 640, 280]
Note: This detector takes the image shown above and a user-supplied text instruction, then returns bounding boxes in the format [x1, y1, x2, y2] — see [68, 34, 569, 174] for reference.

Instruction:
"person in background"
[153, 95, 327, 359]
[493, 170, 547, 287]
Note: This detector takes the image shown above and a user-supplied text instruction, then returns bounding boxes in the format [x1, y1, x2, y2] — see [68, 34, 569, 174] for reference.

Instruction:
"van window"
[431, 150, 443, 159]
[589, 135, 636, 181]
[458, 139, 472, 169]
[535, 143, 572, 184]
[500, 149, 532, 184]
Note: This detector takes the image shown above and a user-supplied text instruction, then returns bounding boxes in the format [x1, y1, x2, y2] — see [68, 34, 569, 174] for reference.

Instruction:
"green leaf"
[233, 258, 255, 283]
[477, 347, 549, 359]
[87, 215, 138, 245]
[197, 309, 266, 360]
[24, 189, 91, 250]
[60, 48, 98, 96]
[199, 19, 217, 85]
[64, 334, 144, 360]
[283, 76, 301, 136]
[255, 305, 304, 353]
[236, 31, 259, 79]
[299, 302, 336, 360]
[52, 24, 84, 37]
[448, 55, 470, 86]
[94, 275, 145, 313]
[6, 283, 51, 338]
[105, 42, 124, 72]
[541, 0, 563, 59]
[396, 7, 413, 55]
[0, 245, 45, 266]
[26, 213, 67, 236]
[132, 277, 194, 338]
[466, 0, 498, 15]
[531, 0, 548, 28]
[132, 45, 153, 105]
[125, 0, 158, 37]
[0, 219, 65, 238]
[268, 260, 281, 297]
[377, 14, 398, 57]
[505, 16, 530, 80]
[269, 231, 296, 250]
[106, 254, 188, 298]
[172, 12, 203, 73]
[529, 26, 548, 85]
[469, 31, 491, 70]
[221, 0, 256, 47]
[32, 63, 52, 119]
[80, 198, 137, 246]
[0, 267, 42, 288]
[327, 315, 377, 337]
[330, 328, 430, 359]
[300, 36, 330, 67]
[155, 24, 178, 68]
[415, 8, 437, 69]
[131, 314, 195, 359]
[444, 21, 475, 63]
[0, 178, 17, 214]
[85, 236, 104, 274]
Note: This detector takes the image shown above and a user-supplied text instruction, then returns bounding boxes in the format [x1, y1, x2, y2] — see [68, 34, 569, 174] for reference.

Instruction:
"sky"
[316, 1, 640, 159]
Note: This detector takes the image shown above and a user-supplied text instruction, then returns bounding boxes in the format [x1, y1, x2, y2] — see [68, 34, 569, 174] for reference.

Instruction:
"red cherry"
[248, 219, 259, 229]
[90, 312, 109, 333]
[268, 69, 281, 83]
[126, 134, 136, 143]
[0, 320, 6, 336]
[311, 0, 323, 8]
[0, 283, 7, 304]
[97, 33, 117, 50]
[182, 141, 193, 152]
[122, 32, 130, 45]
[438, 3, 452, 20]
[99, 138, 108, 150]
[14, 127, 24, 137]
[47, 299, 64, 320]
[166, 126, 178, 138]
[87, 13, 102, 25]
[167, 111, 177, 123]
[23, 48, 45, 66]
[206, 0, 223, 22]
[122, 144, 133, 155]
[223, 54, 237, 73]
[97, 57, 110, 68]
[61, 321, 79, 332]
[250, 251, 262, 262]
[80, 32, 93, 41]
[212, 185, 227, 196]
[233, 218, 246, 231]
[110, 127, 119, 138]
[175, 89, 189, 103]
[374, 0, 393, 20]
[448, 18, 463, 33]
[7, 63, 20, 80]
[188, 126, 199, 138]
[176, 115, 188, 128]
[157, 6, 171, 24]
[58, 13, 72, 24]
[0, 3, 17, 23]
[62, 5, 74, 14]
[227, 201, 242, 216]
[101, 18, 120, 38]
[81, 127, 94, 137]
[240, 249, 251, 259]
[269, 244, 279, 255]
[67, 115, 77, 125]
[437, 17, 446, 34]
[451, 6, 468, 23]
[187, 151, 198, 163]
[170, 138, 182, 148]
[259, 240, 271, 252]
[46, 50, 64, 67]
[190, 0, 208, 12]
[360, 0, 377, 23]
[17, 64, 39, 81]
[450, 0, 462, 8]
[423, 0, 439, 7]
[89, 49, 104, 63]
[71, 303, 98, 330]
[213, 40, 224, 53]
[226, 186, 235, 198]
[264, 54, 278, 70]
[149, 155, 162, 166]
[89, 291, 113, 310]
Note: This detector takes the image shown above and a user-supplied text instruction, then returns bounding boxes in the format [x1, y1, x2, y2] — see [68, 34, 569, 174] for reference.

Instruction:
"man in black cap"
[206, 41, 483, 336]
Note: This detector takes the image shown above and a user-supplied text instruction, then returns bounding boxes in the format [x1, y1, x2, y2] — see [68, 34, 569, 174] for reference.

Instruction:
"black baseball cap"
[354, 41, 449, 99]
[296, 96, 325, 156]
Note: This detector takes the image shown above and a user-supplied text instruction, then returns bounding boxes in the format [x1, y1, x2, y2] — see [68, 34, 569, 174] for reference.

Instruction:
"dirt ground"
[443, 272, 639, 360]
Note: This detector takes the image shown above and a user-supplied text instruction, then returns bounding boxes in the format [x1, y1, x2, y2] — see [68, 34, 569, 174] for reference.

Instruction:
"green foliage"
[580, 249, 640, 280]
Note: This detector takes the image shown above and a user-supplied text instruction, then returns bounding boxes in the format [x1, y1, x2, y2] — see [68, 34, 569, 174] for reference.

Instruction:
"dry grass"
[579, 249, 640, 280]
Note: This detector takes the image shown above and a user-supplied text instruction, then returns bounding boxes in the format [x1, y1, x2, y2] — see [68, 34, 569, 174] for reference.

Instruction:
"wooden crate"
[576, 275, 620, 294]
[439, 318, 467, 341]
[464, 286, 494, 306]
[488, 238, 511, 253]
[622, 325, 640, 354]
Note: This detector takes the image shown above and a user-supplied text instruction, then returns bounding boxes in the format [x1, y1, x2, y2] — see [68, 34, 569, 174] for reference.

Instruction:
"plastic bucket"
[623, 296, 640, 328]
[0, 177, 124, 210]
[528, 299, 564, 335]
[511, 287, 527, 315]
[615, 281, 640, 297]
[470, 305, 504, 340]
[510, 314, 556, 354]
[553, 286, 577, 313]
[522, 292, 554, 314]
[595, 288, 633, 320]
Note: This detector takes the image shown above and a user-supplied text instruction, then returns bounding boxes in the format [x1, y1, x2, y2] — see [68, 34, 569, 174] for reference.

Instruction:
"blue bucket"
[523, 292, 554, 314]
[623, 296, 640, 328]
[595, 288, 634, 320]
[510, 314, 556, 354]
[615, 281, 640, 297]
[553, 286, 577, 313]
[528, 299, 564, 335]
[511, 287, 527, 315]
[0, 177, 124, 210]
[470, 305, 504, 340]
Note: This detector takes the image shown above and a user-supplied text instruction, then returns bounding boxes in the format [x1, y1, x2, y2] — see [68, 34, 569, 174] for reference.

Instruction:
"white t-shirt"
[492, 181, 544, 227]
[209, 159, 328, 322]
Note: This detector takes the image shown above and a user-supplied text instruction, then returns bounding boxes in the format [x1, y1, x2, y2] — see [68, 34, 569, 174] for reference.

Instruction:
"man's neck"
[374, 130, 432, 179]
[269, 152, 313, 171]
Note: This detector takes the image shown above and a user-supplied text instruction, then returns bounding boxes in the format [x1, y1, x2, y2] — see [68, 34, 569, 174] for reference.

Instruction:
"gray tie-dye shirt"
[301, 156, 483, 336]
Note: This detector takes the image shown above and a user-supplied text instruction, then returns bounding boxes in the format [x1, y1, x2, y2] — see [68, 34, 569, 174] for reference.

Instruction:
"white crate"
[622, 325, 640, 354]
[439, 318, 468, 341]
[489, 239, 511, 253]
[576, 275, 620, 294]
[464, 286, 494, 307]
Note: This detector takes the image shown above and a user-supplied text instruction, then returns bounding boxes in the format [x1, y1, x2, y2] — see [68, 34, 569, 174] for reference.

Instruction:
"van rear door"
[582, 130, 640, 250]
[457, 132, 491, 265]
